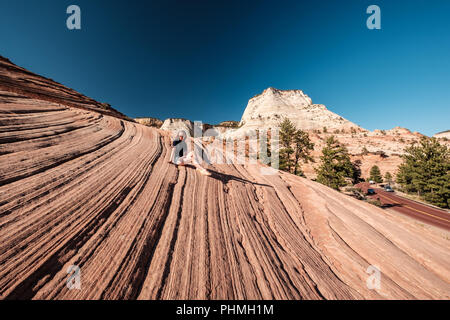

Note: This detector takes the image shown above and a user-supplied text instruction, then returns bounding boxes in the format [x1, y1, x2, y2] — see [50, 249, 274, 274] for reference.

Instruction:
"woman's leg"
[182, 152, 210, 175]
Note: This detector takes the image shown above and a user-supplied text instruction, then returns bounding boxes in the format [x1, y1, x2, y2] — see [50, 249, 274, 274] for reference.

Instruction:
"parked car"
[369, 180, 375, 184]
[384, 185, 394, 192]
[367, 188, 376, 195]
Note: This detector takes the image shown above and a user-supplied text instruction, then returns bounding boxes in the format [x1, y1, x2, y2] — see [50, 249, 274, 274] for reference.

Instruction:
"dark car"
[367, 188, 376, 195]
[384, 185, 394, 192]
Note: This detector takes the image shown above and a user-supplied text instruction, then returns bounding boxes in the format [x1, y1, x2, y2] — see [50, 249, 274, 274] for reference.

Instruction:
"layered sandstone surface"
[0, 56, 131, 122]
[0, 58, 449, 300]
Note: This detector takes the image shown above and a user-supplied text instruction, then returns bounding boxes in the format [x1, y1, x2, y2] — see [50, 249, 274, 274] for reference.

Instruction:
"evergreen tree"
[352, 159, 363, 184]
[397, 137, 449, 208]
[384, 172, 393, 185]
[258, 129, 271, 166]
[278, 118, 296, 172]
[369, 165, 383, 183]
[293, 129, 314, 176]
[316, 136, 354, 190]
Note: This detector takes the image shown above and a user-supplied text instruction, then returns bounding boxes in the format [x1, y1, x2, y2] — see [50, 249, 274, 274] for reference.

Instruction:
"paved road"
[371, 188, 450, 231]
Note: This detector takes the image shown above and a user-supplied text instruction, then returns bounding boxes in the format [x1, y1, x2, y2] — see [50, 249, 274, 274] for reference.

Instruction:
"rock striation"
[0, 56, 132, 121]
[1, 57, 448, 300]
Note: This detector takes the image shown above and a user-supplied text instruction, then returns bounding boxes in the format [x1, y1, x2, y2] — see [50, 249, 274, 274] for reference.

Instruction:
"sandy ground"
[0, 92, 449, 300]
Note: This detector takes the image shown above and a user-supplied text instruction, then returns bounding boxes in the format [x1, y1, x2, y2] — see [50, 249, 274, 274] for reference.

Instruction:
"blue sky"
[1, 0, 449, 135]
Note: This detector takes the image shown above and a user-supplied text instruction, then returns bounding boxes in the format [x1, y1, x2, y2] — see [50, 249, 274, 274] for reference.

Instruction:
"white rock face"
[238, 87, 360, 132]
[434, 130, 450, 139]
[160, 118, 194, 137]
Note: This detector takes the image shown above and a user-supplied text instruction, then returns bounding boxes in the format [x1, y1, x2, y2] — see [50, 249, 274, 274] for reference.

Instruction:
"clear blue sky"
[1, 0, 449, 135]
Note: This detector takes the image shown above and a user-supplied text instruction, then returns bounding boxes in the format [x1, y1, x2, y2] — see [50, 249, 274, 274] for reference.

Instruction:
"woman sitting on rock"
[169, 130, 211, 176]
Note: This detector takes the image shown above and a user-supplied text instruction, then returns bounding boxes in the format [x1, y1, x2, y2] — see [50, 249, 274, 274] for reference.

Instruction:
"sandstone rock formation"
[217, 120, 240, 128]
[212, 88, 434, 180]
[0, 56, 132, 122]
[159, 118, 230, 138]
[434, 130, 450, 140]
[239, 87, 361, 132]
[299, 126, 423, 179]
[160, 118, 194, 137]
[1, 57, 449, 300]
[151, 83, 438, 181]
[135, 117, 163, 128]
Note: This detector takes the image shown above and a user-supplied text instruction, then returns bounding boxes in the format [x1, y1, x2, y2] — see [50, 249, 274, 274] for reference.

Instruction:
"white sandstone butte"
[160, 118, 195, 136]
[239, 87, 361, 132]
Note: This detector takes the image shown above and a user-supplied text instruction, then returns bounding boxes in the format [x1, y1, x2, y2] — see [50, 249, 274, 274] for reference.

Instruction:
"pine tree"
[316, 136, 354, 190]
[293, 129, 314, 176]
[258, 129, 271, 166]
[397, 137, 449, 208]
[278, 118, 296, 172]
[384, 172, 393, 184]
[369, 165, 383, 183]
[352, 160, 363, 184]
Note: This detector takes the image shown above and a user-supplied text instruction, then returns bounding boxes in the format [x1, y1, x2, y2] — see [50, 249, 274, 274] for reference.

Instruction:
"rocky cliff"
[135, 117, 163, 128]
[160, 118, 195, 136]
[239, 87, 361, 131]
[434, 130, 450, 140]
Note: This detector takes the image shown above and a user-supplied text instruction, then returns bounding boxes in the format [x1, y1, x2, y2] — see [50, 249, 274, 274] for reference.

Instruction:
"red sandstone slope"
[0, 59, 449, 300]
[0, 56, 132, 121]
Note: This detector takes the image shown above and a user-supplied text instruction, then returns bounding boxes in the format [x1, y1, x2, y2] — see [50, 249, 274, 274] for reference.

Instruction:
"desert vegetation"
[397, 137, 450, 208]
[315, 136, 354, 190]
[369, 165, 383, 183]
[278, 118, 314, 176]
